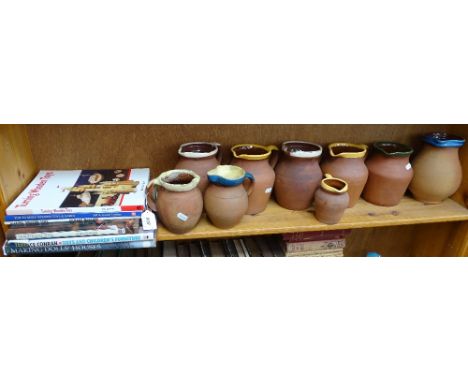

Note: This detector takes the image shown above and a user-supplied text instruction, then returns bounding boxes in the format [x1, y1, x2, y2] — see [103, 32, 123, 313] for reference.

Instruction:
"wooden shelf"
[156, 197, 468, 241]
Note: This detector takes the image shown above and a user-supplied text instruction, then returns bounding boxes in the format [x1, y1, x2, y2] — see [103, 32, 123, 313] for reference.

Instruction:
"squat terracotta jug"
[274, 141, 323, 210]
[409, 133, 465, 204]
[204, 165, 255, 229]
[231, 143, 278, 215]
[147, 169, 203, 234]
[314, 174, 349, 225]
[321, 143, 369, 208]
[175, 142, 222, 192]
[363, 142, 414, 206]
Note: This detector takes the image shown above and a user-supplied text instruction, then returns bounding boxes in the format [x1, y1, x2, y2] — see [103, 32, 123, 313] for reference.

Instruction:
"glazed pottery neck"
[321, 174, 348, 194]
[178, 142, 220, 159]
[423, 143, 460, 157]
[282, 141, 322, 158]
[329, 143, 368, 158]
[231, 144, 278, 162]
[150, 169, 200, 192]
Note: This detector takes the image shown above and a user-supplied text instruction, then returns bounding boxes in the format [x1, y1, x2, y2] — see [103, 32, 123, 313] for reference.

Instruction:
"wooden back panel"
[27, 124, 466, 178]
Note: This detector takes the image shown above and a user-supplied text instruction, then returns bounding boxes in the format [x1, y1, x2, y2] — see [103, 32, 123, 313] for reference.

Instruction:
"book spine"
[285, 239, 346, 252]
[9, 226, 127, 240]
[3, 240, 156, 255]
[6, 216, 141, 226]
[282, 230, 350, 242]
[7, 232, 155, 248]
[5, 211, 142, 222]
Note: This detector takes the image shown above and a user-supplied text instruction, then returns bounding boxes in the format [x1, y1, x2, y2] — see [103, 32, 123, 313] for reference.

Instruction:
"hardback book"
[282, 230, 351, 243]
[5, 219, 141, 240]
[282, 238, 346, 253]
[5, 214, 142, 226]
[176, 241, 190, 257]
[6, 228, 155, 248]
[208, 240, 225, 257]
[285, 248, 344, 257]
[239, 239, 251, 257]
[162, 241, 177, 257]
[242, 237, 262, 257]
[188, 241, 201, 257]
[233, 239, 246, 257]
[254, 236, 274, 257]
[6, 168, 150, 216]
[3, 239, 156, 256]
[198, 240, 211, 257]
[221, 239, 237, 257]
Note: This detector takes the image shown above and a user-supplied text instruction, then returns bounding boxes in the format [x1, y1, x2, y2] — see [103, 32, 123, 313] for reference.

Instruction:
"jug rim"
[328, 142, 368, 158]
[231, 143, 278, 160]
[207, 165, 253, 186]
[422, 132, 465, 148]
[178, 142, 220, 158]
[282, 141, 323, 158]
[150, 169, 200, 192]
[373, 141, 414, 157]
[321, 174, 349, 194]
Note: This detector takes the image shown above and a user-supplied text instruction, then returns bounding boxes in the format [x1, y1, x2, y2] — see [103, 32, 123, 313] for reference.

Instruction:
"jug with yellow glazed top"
[231, 143, 278, 215]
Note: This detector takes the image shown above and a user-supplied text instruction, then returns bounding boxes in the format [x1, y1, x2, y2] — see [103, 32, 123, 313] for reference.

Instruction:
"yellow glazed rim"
[328, 142, 368, 158]
[231, 143, 278, 161]
[321, 174, 348, 194]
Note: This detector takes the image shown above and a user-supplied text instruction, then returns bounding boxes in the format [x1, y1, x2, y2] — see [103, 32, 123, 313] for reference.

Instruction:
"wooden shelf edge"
[156, 197, 468, 241]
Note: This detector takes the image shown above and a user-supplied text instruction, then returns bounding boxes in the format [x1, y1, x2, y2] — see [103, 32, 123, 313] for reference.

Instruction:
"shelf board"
[156, 197, 468, 241]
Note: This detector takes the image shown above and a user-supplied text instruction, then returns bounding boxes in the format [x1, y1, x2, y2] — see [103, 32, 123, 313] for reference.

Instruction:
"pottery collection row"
[147, 132, 465, 234]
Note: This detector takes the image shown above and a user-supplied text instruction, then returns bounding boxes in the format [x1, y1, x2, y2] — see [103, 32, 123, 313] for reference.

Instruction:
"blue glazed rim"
[422, 132, 465, 148]
[207, 170, 254, 187]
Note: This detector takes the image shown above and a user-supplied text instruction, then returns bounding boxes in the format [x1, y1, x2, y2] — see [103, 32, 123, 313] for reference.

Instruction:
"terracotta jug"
[363, 142, 414, 206]
[147, 169, 203, 234]
[314, 174, 349, 225]
[204, 165, 255, 229]
[409, 133, 465, 204]
[320, 143, 369, 207]
[175, 142, 222, 192]
[231, 143, 278, 215]
[274, 141, 323, 210]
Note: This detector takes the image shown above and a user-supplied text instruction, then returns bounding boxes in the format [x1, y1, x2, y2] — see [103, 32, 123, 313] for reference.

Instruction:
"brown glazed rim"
[373, 142, 414, 157]
[178, 142, 220, 158]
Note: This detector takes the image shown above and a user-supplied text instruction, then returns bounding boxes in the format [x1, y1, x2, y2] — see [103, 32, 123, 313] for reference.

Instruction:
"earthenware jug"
[274, 141, 323, 210]
[409, 133, 465, 204]
[320, 143, 368, 207]
[175, 142, 222, 192]
[231, 143, 278, 215]
[314, 174, 349, 225]
[204, 165, 255, 229]
[147, 169, 203, 234]
[363, 142, 414, 206]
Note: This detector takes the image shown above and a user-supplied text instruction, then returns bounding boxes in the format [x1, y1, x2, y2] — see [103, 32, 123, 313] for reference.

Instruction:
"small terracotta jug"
[314, 174, 349, 225]
[274, 141, 323, 210]
[363, 142, 414, 206]
[175, 142, 222, 192]
[320, 143, 369, 207]
[409, 133, 465, 204]
[147, 169, 203, 234]
[204, 165, 255, 229]
[231, 143, 278, 215]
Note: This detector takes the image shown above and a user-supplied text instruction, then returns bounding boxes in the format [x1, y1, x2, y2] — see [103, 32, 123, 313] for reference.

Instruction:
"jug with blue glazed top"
[409, 132, 465, 204]
[204, 165, 255, 228]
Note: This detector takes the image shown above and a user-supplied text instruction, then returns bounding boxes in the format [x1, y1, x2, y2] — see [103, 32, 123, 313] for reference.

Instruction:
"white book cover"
[7, 168, 150, 215]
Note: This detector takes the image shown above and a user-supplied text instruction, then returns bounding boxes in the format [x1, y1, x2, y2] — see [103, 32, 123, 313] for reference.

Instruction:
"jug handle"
[243, 172, 255, 196]
[146, 177, 162, 212]
[267, 145, 279, 168]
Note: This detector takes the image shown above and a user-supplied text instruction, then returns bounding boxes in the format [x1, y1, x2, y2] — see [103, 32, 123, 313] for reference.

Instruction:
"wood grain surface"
[156, 197, 468, 242]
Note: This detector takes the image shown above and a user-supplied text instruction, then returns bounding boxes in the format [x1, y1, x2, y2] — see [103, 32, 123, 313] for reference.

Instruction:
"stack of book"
[281, 230, 351, 257]
[2, 168, 156, 256]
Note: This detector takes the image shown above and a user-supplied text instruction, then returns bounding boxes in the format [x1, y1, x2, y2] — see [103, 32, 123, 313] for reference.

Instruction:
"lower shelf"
[156, 197, 468, 241]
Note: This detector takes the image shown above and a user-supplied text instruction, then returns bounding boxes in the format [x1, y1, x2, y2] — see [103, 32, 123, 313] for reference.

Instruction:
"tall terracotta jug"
[204, 165, 255, 229]
[363, 142, 414, 206]
[175, 142, 222, 192]
[147, 169, 203, 234]
[231, 143, 278, 215]
[274, 141, 323, 210]
[409, 133, 465, 204]
[321, 143, 369, 207]
[314, 174, 349, 225]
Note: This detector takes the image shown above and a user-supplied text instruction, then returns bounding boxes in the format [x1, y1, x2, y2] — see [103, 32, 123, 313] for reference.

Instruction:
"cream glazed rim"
[178, 142, 220, 158]
[282, 141, 323, 158]
[149, 169, 200, 192]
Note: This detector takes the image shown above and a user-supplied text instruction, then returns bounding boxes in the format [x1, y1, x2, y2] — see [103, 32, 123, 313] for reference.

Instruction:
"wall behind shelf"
[26, 124, 465, 177]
